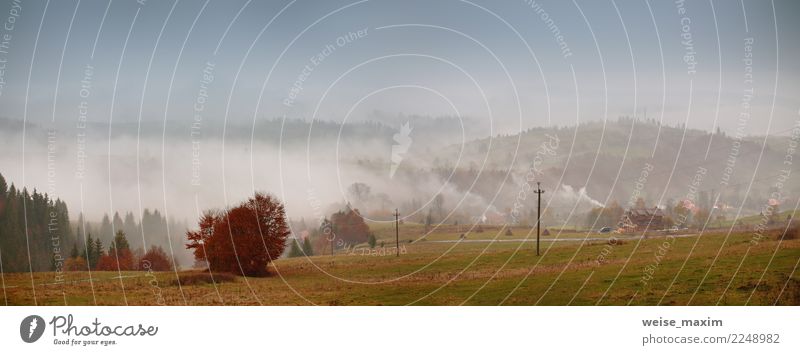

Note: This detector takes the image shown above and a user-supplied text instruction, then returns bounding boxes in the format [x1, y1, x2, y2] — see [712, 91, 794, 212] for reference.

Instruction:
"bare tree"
[347, 182, 372, 205]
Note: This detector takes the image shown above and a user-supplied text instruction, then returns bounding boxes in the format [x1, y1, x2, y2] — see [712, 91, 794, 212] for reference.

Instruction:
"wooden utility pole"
[394, 209, 400, 257]
[534, 182, 545, 256]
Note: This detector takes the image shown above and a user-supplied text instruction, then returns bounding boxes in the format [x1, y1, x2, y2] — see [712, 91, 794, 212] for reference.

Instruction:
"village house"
[619, 207, 665, 232]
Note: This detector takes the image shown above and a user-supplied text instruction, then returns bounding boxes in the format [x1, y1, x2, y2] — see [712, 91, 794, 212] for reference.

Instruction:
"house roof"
[627, 207, 664, 217]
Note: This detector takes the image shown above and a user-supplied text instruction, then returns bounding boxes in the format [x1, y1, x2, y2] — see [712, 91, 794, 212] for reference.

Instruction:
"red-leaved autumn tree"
[186, 193, 290, 276]
[331, 205, 371, 246]
[140, 245, 173, 271]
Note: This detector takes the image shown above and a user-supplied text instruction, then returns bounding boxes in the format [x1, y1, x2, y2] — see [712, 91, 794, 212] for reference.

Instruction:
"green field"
[2, 226, 798, 306]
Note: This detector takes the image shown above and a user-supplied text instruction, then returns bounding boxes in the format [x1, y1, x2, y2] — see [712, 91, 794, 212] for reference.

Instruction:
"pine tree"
[93, 238, 104, 266]
[86, 234, 103, 269]
[70, 243, 79, 259]
[302, 237, 314, 256]
[85, 235, 96, 268]
[368, 233, 376, 249]
[108, 230, 133, 270]
[99, 214, 112, 244]
[288, 239, 303, 257]
[123, 212, 138, 248]
[113, 212, 123, 231]
[111, 230, 130, 252]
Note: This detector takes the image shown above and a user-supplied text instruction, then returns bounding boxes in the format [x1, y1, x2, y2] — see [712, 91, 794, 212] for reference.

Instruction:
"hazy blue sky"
[0, 0, 797, 136]
[1, 0, 799, 222]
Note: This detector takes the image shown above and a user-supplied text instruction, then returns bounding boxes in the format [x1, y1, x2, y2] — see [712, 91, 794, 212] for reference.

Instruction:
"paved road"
[420, 233, 698, 244]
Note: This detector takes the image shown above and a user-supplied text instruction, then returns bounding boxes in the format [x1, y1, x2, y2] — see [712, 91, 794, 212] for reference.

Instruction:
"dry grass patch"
[173, 271, 237, 286]
[780, 223, 798, 240]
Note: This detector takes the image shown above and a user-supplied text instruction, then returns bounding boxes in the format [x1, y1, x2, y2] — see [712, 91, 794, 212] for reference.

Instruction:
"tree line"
[0, 173, 74, 272]
[65, 230, 174, 272]
[0, 172, 178, 273]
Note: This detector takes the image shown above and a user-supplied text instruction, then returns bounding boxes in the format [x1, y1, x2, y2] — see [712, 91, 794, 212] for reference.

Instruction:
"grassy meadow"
[2, 223, 798, 306]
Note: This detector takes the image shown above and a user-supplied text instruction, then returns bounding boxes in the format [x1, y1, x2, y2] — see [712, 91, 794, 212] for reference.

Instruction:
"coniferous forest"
[0, 172, 74, 273]
[0, 172, 185, 273]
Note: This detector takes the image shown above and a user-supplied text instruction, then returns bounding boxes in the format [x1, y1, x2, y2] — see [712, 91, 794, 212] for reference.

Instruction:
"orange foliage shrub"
[95, 254, 116, 271]
[186, 193, 290, 276]
[140, 246, 173, 271]
[95, 249, 134, 271]
[64, 256, 88, 271]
